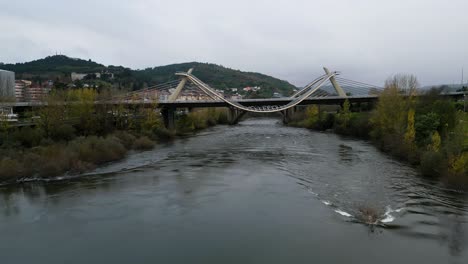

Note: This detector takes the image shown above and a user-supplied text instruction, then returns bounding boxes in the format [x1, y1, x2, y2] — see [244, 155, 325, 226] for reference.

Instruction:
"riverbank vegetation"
[176, 108, 229, 134]
[290, 75, 467, 186]
[0, 89, 228, 184]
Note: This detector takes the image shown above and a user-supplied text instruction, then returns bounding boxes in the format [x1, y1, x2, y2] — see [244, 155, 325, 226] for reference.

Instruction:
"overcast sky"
[1, 0, 467, 86]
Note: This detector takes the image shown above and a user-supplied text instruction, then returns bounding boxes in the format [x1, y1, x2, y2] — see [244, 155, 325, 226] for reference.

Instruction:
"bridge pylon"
[323, 67, 347, 97]
[168, 68, 194, 102]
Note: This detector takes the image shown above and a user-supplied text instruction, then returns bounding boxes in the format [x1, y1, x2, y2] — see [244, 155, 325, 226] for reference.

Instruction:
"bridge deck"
[0, 93, 464, 109]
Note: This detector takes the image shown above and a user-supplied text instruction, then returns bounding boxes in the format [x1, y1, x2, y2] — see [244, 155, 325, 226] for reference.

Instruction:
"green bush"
[0, 158, 23, 181]
[51, 124, 76, 141]
[70, 160, 96, 174]
[133, 136, 155, 150]
[12, 126, 44, 147]
[113, 131, 136, 149]
[153, 127, 175, 140]
[334, 112, 371, 138]
[348, 113, 372, 138]
[420, 151, 447, 177]
[73, 136, 126, 165]
[318, 113, 335, 130]
[21, 152, 43, 177]
[36, 144, 73, 177]
[415, 112, 439, 146]
[217, 110, 229, 124]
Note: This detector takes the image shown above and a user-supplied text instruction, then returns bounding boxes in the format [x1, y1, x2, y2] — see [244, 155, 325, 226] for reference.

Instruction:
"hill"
[0, 56, 297, 97]
[134, 62, 296, 96]
[1, 55, 106, 74]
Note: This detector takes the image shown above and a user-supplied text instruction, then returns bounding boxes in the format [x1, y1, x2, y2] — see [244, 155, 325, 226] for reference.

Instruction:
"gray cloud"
[1, 0, 467, 86]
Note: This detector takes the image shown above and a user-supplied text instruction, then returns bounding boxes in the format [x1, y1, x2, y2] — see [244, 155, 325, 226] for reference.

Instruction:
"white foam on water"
[322, 200, 331, 206]
[334, 209, 352, 217]
[380, 206, 404, 223]
[380, 214, 395, 223]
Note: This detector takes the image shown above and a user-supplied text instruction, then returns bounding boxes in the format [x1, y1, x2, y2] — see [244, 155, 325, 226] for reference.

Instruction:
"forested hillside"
[1, 56, 297, 97]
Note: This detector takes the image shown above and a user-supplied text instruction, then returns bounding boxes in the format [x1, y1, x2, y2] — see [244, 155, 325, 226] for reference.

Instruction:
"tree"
[404, 108, 416, 144]
[429, 131, 441, 152]
[35, 91, 67, 139]
[385, 74, 419, 96]
[66, 88, 97, 135]
[341, 99, 351, 128]
[415, 112, 440, 146]
[304, 105, 319, 128]
[371, 77, 411, 139]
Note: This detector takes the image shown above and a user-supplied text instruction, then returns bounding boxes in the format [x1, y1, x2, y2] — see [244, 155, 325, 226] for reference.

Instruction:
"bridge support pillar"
[227, 107, 246, 125]
[281, 107, 296, 125]
[161, 107, 176, 130]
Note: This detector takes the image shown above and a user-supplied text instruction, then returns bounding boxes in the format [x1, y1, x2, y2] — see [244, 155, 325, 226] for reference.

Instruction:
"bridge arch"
[174, 71, 336, 113]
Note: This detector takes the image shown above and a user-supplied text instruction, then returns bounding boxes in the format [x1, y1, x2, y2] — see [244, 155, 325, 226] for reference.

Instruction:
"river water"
[1, 118, 467, 263]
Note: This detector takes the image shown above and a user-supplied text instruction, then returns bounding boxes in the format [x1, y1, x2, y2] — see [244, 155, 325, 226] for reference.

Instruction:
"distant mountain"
[0, 55, 297, 97]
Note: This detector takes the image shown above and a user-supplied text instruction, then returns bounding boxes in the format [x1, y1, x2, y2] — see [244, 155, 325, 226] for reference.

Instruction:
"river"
[1, 118, 467, 263]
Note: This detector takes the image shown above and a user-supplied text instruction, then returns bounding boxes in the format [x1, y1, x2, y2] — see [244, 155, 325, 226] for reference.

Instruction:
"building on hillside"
[273, 92, 282, 98]
[71, 72, 88, 81]
[27, 86, 51, 102]
[15, 80, 50, 102]
[15, 80, 32, 101]
[71, 71, 114, 81]
[230, 94, 242, 100]
[243, 86, 261, 92]
[0, 70, 15, 99]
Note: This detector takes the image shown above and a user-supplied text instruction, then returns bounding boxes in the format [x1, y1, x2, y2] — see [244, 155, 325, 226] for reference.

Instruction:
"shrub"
[51, 124, 76, 141]
[36, 144, 73, 177]
[153, 127, 175, 140]
[133, 136, 155, 150]
[12, 127, 44, 147]
[74, 136, 126, 165]
[346, 113, 371, 138]
[70, 160, 96, 174]
[22, 152, 43, 177]
[217, 110, 229, 124]
[420, 151, 447, 177]
[113, 131, 136, 149]
[415, 112, 440, 146]
[334, 112, 371, 138]
[0, 158, 23, 181]
[317, 113, 335, 130]
[448, 152, 468, 178]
